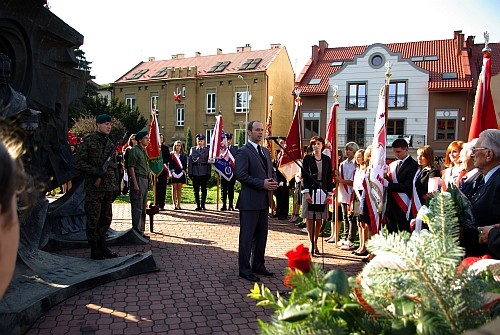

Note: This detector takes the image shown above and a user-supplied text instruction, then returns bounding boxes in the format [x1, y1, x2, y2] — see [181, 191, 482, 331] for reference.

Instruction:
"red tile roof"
[296, 38, 474, 95]
[471, 42, 500, 80]
[114, 47, 284, 83]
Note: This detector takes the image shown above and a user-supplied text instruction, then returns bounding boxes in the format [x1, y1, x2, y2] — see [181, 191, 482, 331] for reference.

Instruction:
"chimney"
[270, 43, 281, 49]
[244, 43, 251, 52]
[217, 48, 222, 55]
[312, 44, 319, 64]
[319, 40, 328, 53]
[148, 57, 155, 62]
[195, 52, 201, 57]
[172, 54, 185, 59]
[454, 30, 464, 56]
[236, 46, 244, 53]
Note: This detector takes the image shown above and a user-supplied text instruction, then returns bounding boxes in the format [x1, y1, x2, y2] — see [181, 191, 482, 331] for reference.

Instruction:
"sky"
[47, 0, 500, 85]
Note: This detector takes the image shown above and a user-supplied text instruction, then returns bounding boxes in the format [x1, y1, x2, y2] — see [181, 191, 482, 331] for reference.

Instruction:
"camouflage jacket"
[75, 132, 119, 192]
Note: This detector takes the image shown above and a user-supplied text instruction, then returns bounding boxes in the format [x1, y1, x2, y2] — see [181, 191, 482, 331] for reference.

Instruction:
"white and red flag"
[278, 92, 303, 181]
[210, 115, 234, 181]
[468, 49, 497, 141]
[365, 85, 387, 234]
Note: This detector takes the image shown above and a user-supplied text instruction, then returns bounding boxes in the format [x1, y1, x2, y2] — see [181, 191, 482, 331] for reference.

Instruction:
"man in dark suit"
[468, 129, 500, 257]
[188, 134, 211, 210]
[235, 121, 278, 282]
[220, 133, 238, 211]
[385, 138, 418, 233]
[155, 134, 172, 210]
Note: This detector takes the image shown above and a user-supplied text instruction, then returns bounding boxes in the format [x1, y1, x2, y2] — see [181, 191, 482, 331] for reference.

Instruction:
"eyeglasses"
[471, 147, 490, 154]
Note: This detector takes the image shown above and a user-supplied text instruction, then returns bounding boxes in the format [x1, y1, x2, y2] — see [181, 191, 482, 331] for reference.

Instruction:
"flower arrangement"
[249, 191, 500, 334]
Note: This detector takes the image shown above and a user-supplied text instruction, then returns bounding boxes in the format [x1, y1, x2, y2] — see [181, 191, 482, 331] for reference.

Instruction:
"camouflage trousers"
[85, 191, 114, 242]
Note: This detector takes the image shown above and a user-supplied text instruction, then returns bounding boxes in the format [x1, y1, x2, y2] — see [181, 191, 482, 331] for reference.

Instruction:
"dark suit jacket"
[387, 156, 419, 198]
[235, 142, 274, 210]
[415, 167, 441, 204]
[487, 227, 500, 259]
[459, 169, 483, 200]
[464, 167, 500, 256]
[301, 153, 333, 195]
[471, 168, 500, 227]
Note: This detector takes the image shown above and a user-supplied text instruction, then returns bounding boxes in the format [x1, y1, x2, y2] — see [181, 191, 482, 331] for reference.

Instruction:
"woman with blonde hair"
[170, 140, 188, 210]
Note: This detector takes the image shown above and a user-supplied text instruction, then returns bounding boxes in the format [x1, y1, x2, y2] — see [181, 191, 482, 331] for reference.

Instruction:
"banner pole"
[216, 173, 220, 210]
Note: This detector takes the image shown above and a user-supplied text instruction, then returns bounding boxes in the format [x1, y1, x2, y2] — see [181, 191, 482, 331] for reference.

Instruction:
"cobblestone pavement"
[26, 203, 365, 335]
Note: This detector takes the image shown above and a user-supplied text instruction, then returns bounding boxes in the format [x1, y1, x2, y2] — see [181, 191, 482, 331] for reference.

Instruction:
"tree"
[70, 115, 125, 142]
[186, 128, 193, 154]
[238, 131, 245, 148]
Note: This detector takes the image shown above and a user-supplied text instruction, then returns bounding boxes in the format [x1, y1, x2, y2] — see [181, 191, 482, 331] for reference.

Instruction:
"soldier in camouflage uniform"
[75, 114, 120, 260]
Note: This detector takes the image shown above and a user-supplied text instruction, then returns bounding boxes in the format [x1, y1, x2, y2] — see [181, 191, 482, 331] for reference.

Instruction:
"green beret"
[96, 114, 112, 123]
[135, 130, 149, 140]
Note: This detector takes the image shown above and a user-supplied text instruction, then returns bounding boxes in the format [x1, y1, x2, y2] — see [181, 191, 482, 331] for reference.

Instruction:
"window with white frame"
[346, 83, 367, 109]
[182, 86, 186, 97]
[234, 128, 245, 146]
[388, 81, 407, 108]
[176, 105, 184, 126]
[302, 111, 320, 140]
[151, 94, 159, 113]
[206, 129, 214, 143]
[125, 94, 136, 110]
[435, 109, 458, 140]
[235, 90, 249, 113]
[206, 90, 216, 114]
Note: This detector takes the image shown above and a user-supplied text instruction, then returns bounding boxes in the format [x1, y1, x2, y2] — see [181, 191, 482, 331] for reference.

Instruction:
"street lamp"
[237, 75, 250, 141]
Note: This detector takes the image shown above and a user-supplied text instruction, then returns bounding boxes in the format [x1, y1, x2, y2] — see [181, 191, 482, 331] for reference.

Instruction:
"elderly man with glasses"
[464, 129, 500, 258]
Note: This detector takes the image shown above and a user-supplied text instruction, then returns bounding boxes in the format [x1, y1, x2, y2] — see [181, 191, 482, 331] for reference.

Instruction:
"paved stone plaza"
[26, 203, 365, 335]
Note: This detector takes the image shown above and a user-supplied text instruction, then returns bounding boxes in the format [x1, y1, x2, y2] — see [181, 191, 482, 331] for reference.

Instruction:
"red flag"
[265, 99, 273, 150]
[146, 109, 163, 175]
[468, 51, 498, 141]
[278, 93, 303, 181]
[325, 100, 339, 172]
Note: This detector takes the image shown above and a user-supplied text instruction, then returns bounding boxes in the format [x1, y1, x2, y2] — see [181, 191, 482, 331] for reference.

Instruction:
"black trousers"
[221, 177, 236, 207]
[274, 186, 289, 219]
[156, 170, 168, 208]
[192, 175, 209, 207]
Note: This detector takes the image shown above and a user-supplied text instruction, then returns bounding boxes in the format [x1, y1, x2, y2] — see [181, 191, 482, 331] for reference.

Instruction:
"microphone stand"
[272, 138, 329, 267]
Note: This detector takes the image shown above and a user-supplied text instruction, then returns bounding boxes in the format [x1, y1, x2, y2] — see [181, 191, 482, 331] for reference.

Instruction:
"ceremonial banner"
[146, 109, 163, 175]
[278, 94, 303, 181]
[366, 85, 387, 233]
[265, 100, 273, 151]
[325, 100, 339, 172]
[210, 115, 234, 181]
[468, 51, 497, 141]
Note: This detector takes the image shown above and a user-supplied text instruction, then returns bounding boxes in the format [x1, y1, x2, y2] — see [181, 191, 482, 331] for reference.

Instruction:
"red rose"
[285, 244, 312, 274]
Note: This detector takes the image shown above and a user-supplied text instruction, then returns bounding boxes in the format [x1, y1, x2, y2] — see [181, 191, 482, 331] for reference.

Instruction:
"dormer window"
[308, 78, 321, 85]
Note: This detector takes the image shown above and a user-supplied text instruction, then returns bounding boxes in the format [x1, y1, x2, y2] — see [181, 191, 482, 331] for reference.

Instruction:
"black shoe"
[195, 207, 202, 211]
[90, 241, 105, 260]
[354, 250, 368, 256]
[254, 269, 274, 276]
[201, 207, 207, 210]
[100, 246, 118, 258]
[229, 206, 234, 211]
[239, 273, 260, 282]
[220, 206, 227, 211]
[296, 222, 306, 228]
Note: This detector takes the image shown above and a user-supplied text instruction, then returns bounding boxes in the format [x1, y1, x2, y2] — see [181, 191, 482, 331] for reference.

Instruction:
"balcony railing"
[334, 134, 426, 149]
[388, 94, 408, 109]
[345, 95, 367, 110]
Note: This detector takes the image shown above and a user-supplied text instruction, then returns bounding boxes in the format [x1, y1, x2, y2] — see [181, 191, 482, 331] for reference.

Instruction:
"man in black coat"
[468, 129, 500, 257]
[385, 138, 418, 233]
[156, 134, 172, 210]
[235, 121, 278, 282]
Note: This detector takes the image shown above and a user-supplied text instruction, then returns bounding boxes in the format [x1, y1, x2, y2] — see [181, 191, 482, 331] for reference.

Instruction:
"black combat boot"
[98, 237, 118, 258]
[90, 241, 105, 260]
